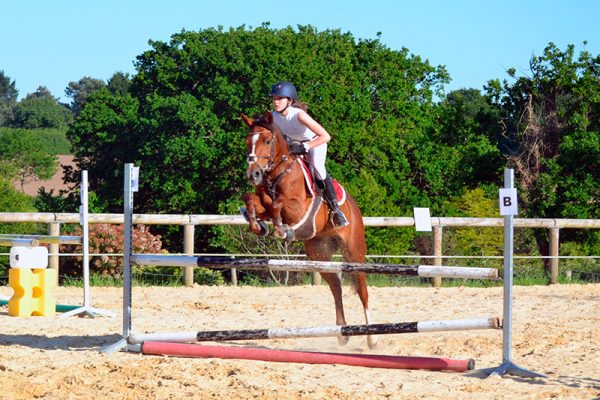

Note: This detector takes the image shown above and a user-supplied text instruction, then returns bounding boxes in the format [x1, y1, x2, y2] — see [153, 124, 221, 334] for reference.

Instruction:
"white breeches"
[308, 143, 327, 180]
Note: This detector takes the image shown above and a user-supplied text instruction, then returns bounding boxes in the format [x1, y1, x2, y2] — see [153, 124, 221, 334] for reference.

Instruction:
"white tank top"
[272, 107, 316, 142]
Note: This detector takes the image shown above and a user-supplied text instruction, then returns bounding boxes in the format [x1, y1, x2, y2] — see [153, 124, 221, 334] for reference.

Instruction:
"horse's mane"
[252, 113, 281, 137]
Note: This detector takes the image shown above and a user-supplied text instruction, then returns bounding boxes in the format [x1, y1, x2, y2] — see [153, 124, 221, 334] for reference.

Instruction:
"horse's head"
[241, 112, 288, 186]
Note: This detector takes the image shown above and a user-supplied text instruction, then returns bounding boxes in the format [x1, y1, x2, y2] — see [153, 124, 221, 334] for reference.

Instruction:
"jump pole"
[0, 235, 83, 245]
[130, 317, 500, 344]
[0, 238, 39, 247]
[141, 342, 475, 372]
[130, 255, 499, 279]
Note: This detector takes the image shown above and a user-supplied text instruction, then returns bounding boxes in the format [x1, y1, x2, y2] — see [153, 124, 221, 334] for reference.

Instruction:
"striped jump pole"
[0, 238, 40, 247]
[129, 317, 500, 344]
[141, 342, 476, 372]
[130, 255, 499, 280]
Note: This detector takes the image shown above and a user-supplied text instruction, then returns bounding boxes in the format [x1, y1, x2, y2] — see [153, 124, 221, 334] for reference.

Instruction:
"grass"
[60, 271, 184, 287]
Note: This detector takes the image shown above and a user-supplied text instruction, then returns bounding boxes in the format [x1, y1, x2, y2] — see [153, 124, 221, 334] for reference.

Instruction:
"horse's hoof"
[367, 335, 379, 349]
[284, 228, 295, 242]
[273, 229, 286, 239]
[258, 221, 269, 237]
[336, 335, 349, 346]
[239, 207, 249, 222]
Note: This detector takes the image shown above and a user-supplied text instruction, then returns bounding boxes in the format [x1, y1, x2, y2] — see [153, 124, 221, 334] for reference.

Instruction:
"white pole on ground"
[61, 170, 116, 318]
[486, 168, 545, 379]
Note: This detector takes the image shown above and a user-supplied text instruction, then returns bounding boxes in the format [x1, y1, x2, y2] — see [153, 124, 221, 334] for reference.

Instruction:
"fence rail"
[1, 212, 599, 285]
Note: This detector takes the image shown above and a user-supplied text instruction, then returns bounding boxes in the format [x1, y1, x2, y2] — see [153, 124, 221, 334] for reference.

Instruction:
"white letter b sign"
[499, 188, 518, 216]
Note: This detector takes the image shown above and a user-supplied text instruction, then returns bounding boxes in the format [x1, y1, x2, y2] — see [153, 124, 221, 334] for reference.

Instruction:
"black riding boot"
[319, 175, 350, 228]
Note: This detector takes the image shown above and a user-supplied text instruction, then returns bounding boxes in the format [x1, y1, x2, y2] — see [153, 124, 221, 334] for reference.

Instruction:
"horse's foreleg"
[242, 193, 268, 236]
[270, 199, 287, 239]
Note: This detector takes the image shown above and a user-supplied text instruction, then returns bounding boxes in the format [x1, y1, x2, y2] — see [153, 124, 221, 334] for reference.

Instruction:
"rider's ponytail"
[290, 100, 308, 112]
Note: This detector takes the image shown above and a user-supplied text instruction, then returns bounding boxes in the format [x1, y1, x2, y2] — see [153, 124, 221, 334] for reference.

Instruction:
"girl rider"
[270, 81, 349, 228]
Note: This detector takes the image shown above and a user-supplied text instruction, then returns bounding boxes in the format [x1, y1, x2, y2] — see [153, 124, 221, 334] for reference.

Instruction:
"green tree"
[67, 25, 454, 255]
[485, 42, 599, 219]
[0, 128, 58, 191]
[9, 87, 72, 129]
[65, 76, 106, 115]
[441, 188, 504, 266]
[486, 42, 599, 266]
[0, 70, 18, 126]
[107, 71, 132, 96]
[433, 88, 504, 186]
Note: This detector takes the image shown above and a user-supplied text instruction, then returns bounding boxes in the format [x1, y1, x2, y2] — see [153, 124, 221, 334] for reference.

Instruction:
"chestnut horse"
[240, 111, 377, 348]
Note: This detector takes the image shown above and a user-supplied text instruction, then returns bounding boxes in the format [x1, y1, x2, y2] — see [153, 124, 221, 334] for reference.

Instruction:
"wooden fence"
[1, 212, 599, 286]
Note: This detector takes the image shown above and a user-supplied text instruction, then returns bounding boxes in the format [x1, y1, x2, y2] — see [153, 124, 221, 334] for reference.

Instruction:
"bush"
[60, 223, 163, 278]
[560, 241, 599, 274]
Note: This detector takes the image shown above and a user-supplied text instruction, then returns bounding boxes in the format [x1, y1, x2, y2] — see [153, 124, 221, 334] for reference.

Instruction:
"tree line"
[0, 24, 598, 276]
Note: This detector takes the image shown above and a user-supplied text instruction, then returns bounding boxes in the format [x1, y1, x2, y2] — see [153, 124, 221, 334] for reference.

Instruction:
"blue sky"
[2, 0, 598, 101]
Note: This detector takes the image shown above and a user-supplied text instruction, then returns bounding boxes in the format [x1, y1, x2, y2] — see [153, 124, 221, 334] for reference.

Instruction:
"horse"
[240, 111, 377, 349]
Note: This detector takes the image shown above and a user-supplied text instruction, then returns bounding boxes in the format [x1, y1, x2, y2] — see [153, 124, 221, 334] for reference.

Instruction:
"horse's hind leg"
[352, 272, 379, 349]
[320, 272, 349, 346]
[341, 223, 378, 349]
[305, 238, 349, 346]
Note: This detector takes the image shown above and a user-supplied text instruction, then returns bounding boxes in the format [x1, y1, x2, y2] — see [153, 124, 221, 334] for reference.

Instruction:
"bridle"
[246, 126, 295, 198]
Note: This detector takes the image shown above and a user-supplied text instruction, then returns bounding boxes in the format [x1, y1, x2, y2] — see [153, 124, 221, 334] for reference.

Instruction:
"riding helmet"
[270, 81, 298, 100]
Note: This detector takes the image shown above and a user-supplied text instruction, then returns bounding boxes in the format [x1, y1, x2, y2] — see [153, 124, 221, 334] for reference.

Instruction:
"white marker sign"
[131, 166, 140, 192]
[413, 207, 432, 232]
[499, 188, 518, 216]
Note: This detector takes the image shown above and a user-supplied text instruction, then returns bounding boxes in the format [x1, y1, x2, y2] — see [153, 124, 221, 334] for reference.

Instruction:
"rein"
[266, 158, 295, 199]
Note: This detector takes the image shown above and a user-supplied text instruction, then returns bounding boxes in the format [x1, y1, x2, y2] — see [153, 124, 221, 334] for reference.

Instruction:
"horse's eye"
[265, 140, 271, 145]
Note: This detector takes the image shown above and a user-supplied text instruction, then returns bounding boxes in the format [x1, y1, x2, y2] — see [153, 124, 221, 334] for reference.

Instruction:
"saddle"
[296, 157, 346, 205]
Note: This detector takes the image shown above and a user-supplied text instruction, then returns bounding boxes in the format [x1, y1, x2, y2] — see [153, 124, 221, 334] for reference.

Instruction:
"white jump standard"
[106, 164, 544, 378]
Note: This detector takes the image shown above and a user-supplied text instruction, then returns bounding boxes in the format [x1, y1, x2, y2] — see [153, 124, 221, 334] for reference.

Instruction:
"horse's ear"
[265, 111, 273, 125]
[240, 113, 253, 127]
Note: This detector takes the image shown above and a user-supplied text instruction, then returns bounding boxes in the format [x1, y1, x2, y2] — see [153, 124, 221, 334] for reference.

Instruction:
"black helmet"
[270, 81, 298, 100]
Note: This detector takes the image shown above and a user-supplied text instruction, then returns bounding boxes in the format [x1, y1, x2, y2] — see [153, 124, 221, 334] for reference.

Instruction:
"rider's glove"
[289, 141, 310, 155]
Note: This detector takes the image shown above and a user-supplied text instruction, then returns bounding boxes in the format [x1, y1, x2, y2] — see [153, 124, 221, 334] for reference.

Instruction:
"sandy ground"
[0, 283, 598, 400]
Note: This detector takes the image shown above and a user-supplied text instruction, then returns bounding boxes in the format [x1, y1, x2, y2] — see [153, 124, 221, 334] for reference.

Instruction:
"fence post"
[311, 271, 322, 286]
[549, 227, 560, 284]
[432, 225, 443, 288]
[48, 222, 60, 284]
[183, 224, 194, 287]
[230, 263, 238, 286]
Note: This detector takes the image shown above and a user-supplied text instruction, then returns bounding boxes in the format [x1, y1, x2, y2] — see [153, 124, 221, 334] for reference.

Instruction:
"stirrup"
[330, 209, 350, 228]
